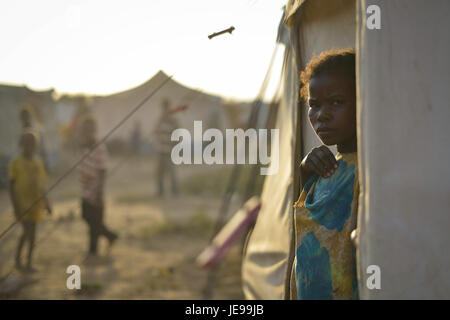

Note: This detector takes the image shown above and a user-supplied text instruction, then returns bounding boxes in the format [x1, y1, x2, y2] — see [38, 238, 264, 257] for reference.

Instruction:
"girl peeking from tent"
[292, 48, 359, 300]
[8, 130, 52, 272]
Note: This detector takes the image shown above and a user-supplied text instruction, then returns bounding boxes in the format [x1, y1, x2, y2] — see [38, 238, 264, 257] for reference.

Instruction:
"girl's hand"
[301, 145, 338, 179]
[350, 229, 358, 248]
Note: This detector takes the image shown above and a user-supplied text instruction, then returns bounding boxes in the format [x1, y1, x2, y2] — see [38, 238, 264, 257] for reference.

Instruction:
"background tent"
[90, 71, 231, 153]
[243, 0, 450, 299]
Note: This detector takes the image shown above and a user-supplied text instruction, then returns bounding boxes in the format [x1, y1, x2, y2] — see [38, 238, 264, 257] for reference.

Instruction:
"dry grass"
[0, 155, 247, 300]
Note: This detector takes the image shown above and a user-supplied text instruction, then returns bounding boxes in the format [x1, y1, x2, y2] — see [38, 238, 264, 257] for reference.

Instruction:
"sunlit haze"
[0, 0, 286, 100]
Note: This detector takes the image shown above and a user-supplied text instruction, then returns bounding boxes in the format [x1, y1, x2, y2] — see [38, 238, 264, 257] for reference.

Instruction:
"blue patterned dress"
[291, 152, 359, 300]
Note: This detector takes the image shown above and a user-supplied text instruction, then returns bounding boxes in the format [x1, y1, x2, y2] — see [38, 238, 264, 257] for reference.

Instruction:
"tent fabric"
[356, 0, 450, 299]
[91, 71, 228, 144]
[284, 0, 306, 27]
[241, 46, 298, 300]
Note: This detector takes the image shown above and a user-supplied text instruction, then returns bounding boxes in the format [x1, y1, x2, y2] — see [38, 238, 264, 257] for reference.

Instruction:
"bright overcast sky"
[0, 0, 286, 101]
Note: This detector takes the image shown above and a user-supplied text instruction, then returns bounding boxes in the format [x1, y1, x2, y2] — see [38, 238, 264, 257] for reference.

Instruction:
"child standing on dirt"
[77, 116, 118, 259]
[8, 130, 52, 272]
[291, 48, 359, 300]
[154, 98, 179, 197]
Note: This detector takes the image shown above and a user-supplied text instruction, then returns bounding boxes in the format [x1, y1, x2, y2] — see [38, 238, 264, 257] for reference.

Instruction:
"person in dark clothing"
[77, 116, 117, 258]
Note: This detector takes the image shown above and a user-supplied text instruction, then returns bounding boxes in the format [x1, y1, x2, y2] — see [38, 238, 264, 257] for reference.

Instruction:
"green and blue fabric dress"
[292, 152, 359, 300]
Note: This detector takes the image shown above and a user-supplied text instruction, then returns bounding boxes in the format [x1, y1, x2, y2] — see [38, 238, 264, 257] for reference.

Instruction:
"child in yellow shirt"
[8, 130, 52, 272]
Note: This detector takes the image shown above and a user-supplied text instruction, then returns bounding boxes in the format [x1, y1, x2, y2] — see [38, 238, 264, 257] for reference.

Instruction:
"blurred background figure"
[8, 130, 52, 273]
[19, 104, 48, 171]
[154, 98, 179, 197]
[64, 97, 92, 151]
[77, 115, 118, 259]
[130, 121, 142, 155]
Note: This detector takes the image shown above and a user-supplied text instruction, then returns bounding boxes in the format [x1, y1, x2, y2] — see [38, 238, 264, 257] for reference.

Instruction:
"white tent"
[242, 0, 450, 299]
[90, 71, 230, 147]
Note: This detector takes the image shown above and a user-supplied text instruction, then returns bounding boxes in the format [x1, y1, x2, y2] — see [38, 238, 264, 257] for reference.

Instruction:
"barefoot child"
[8, 130, 52, 272]
[292, 49, 358, 299]
[77, 116, 118, 258]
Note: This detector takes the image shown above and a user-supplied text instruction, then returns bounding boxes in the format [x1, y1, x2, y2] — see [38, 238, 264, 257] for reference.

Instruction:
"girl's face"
[307, 71, 357, 152]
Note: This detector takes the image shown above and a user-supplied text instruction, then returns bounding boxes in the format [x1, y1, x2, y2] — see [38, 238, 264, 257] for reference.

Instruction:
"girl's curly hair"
[300, 48, 355, 100]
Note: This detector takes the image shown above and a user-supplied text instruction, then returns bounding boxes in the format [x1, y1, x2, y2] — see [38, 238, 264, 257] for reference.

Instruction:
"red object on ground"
[168, 105, 188, 114]
[196, 196, 261, 269]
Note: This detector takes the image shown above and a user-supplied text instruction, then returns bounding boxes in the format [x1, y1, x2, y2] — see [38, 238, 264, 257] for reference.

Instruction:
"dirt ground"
[0, 155, 247, 299]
